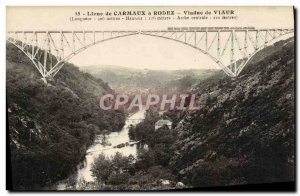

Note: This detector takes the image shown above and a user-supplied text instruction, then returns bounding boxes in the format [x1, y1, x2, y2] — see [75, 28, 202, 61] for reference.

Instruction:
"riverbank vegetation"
[77, 110, 182, 190]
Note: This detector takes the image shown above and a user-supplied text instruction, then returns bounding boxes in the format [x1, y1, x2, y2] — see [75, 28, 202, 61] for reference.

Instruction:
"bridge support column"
[41, 77, 48, 84]
[41, 73, 55, 84]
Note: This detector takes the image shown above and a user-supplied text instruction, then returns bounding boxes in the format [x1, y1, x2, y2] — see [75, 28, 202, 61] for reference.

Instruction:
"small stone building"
[155, 119, 172, 130]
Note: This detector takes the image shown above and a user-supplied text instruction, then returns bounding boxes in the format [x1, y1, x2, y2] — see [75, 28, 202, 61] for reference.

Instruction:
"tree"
[91, 152, 134, 184]
[91, 153, 112, 182]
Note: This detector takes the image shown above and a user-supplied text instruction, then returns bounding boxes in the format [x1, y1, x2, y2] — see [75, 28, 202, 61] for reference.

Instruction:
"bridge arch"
[58, 33, 233, 77]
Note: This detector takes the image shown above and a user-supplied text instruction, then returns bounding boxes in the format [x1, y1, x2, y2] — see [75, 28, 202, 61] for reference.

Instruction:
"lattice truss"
[7, 31, 139, 79]
[7, 28, 293, 80]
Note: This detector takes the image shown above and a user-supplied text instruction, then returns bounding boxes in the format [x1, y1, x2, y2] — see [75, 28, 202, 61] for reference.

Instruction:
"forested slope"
[6, 43, 125, 189]
[170, 37, 295, 187]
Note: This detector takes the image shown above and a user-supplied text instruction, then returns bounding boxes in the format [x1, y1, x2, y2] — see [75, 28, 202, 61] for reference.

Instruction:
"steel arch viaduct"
[7, 28, 294, 82]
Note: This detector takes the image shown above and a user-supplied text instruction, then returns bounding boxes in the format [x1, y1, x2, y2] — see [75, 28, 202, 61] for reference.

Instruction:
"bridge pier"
[40, 75, 54, 85]
[41, 77, 47, 84]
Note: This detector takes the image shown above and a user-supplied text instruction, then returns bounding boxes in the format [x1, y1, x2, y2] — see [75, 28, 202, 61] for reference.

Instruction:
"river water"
[55, 108, 146, 190]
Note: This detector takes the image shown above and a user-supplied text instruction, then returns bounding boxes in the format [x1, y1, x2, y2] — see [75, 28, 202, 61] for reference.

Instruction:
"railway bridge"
[7, 27, 293, 82]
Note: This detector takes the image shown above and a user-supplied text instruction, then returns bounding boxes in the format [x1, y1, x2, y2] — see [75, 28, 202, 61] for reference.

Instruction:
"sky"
[6, 6, 294, 70]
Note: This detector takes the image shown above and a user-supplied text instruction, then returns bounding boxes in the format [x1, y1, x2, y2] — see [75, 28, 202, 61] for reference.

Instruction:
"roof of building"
[155, 119, 172, 127]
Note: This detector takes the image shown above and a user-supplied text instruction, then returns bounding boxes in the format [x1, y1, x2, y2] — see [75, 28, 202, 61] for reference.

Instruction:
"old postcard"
[6, 6, 295, 191]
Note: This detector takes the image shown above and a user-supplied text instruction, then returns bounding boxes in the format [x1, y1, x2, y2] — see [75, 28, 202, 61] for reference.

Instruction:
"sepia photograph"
[6, 6, 295, 191]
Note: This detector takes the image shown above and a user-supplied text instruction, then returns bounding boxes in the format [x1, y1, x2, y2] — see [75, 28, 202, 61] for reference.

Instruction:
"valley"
[6, 37, 295, 190]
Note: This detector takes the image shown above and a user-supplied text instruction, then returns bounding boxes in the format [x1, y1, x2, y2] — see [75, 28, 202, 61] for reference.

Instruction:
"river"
[55, 108, 146, 190]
